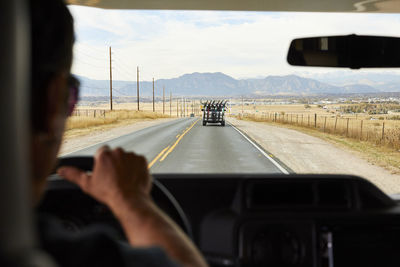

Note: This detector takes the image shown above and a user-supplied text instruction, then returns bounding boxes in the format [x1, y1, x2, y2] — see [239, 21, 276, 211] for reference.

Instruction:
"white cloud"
[68, 6, 400, 81]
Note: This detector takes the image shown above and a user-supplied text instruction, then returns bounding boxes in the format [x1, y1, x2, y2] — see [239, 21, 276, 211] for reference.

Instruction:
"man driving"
[30, 0, 207, 266]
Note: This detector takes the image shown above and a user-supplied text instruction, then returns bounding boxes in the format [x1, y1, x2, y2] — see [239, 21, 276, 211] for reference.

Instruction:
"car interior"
[2, 0, 400, 267]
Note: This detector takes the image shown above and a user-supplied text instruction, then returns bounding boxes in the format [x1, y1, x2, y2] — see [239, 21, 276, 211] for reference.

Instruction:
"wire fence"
[239, 112, 400, 150]
[71, 109, 107, 118]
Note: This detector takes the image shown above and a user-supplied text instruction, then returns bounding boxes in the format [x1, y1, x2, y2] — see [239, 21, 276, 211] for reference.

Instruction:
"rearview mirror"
[287, 34, 400, 69]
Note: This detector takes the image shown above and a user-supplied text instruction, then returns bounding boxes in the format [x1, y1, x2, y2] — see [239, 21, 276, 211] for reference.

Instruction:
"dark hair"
[30, 0, 74, 132]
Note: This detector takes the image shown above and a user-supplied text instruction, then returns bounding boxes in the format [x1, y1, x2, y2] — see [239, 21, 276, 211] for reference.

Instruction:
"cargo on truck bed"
[201, 100, 227, 126]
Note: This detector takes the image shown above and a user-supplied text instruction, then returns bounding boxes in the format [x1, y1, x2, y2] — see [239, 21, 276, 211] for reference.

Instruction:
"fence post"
[314, 113, 317, 128]
[360, 120, 363, 140]
[382, 122, 385, 143]
[334, 117, 338, 134]
[275, 113, 277, 122]
[296, 115, 298, 125]
[94, 110, 96, 118]
[301, 114, 303, 126]
[308, 115, 310, 127]
[346, 118, 349, 137]
[323, 117, 327, 132]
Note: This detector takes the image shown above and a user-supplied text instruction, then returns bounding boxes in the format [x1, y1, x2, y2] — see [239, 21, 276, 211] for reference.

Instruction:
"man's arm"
[58, 146, 208, 267]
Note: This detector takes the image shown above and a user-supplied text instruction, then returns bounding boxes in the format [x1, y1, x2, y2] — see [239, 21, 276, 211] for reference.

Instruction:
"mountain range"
[77, 72, 400, 97]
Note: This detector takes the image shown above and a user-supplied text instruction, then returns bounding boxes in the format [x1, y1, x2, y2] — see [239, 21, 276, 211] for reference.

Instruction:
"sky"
[68, 5, 400, 81]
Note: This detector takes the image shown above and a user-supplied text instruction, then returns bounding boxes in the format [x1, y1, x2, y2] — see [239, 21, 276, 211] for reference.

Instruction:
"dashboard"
[39, 173, 400, 267]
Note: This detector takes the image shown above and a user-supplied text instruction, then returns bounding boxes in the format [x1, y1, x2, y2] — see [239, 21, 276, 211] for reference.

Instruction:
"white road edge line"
[228, 122, 290, 175]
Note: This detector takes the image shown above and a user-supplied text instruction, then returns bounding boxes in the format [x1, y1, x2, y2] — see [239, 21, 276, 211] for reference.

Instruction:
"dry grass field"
[230, 103, 325, 115]
[66, 110, 170, 130]
[64, 100, 202, 138]
[231, 103, 400, 148]
[77, 100, 202, 116]
[232, 103, 400, 172]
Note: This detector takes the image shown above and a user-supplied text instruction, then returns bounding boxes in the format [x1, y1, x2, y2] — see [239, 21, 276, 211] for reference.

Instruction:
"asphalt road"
[65, 118, 289, 174]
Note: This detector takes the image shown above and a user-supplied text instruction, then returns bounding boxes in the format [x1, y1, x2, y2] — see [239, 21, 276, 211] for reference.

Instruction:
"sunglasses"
[67, 75, 80, 116]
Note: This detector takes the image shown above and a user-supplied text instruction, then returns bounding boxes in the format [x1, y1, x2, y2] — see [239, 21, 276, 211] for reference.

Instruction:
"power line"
[75, 47, 105, 62]
[112, 57, 139, 79]
[78, 43, 106, 54]
[153, 78, 155, 112]
[81, 85, 127, 92]
[112, 88, 131, 97]
[112, 54, 135, 72]
[113, 71, 133, 81]
[113, 65, 136, 80]
[80, 85, 107, 90]
[114, 63, 135, 77]
[137, 66, 140, 111]
[74, 58, 105, 69]
[109, 46, 112, 110]
[75, 46, 150, 109]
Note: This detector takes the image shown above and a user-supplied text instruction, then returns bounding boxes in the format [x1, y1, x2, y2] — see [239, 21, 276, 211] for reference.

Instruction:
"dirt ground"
[228, 117, 400, 195]
[59, 118, 175, 156]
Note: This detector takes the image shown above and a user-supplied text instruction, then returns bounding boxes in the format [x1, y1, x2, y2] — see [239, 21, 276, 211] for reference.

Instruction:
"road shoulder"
[228, 117, 400, 195]
[59, 118, 176, 156]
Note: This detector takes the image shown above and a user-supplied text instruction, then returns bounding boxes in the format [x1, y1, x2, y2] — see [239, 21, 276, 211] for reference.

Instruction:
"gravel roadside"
[59, 118, 176, 156]
[228, 117, 400, 195]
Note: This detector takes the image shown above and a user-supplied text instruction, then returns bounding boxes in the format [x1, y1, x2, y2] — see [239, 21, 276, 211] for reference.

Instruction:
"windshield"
[62, 6, 400, 195]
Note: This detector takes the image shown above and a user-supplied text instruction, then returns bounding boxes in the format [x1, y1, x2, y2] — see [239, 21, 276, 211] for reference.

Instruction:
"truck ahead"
[201, 100, 227, 126]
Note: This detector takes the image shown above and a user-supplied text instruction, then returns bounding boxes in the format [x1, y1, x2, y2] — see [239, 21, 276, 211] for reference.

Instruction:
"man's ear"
[43, 73, 67, 136]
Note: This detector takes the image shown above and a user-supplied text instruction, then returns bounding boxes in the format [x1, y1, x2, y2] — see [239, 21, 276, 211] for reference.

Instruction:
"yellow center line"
[148, 146, 170, 169]
[176, 134, 180, 138]
[160, 119, 200, 162]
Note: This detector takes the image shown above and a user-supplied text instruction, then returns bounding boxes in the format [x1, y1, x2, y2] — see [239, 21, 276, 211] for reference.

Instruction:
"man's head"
[30, 0, 75, 201]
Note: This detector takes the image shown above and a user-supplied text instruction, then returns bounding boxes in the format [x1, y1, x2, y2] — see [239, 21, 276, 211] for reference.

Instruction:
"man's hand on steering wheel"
[57, 146, 152, 211]
[57, 146, 208, 267]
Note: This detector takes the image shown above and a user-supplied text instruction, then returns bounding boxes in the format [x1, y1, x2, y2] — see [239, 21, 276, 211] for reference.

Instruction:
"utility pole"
[182, 97, 184, 117]
[109, 46, 113, 110]
[170, 91, 172, 116]
[176, 98, 179, 117]
[152, 78, 155, 112]
[242, 96, 244, 115]
[163, 86, 165, 114]
[136, 66, 140, 111]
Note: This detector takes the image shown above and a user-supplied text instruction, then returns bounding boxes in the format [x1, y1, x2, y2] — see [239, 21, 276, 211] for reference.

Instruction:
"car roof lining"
[66, 0, 400, 13]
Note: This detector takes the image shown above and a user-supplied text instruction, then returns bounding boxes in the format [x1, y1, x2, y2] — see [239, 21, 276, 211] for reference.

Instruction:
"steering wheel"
[51, 156, 193, 239]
